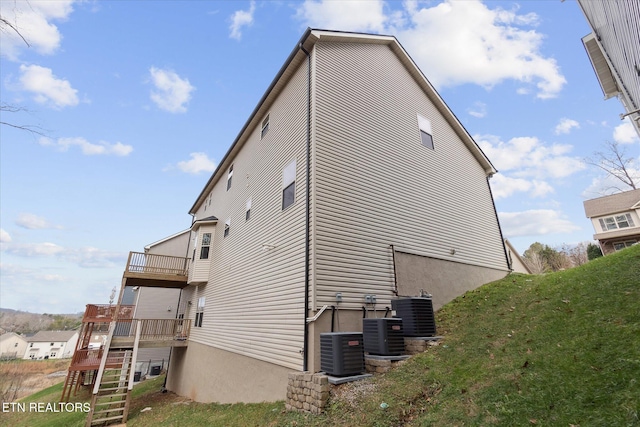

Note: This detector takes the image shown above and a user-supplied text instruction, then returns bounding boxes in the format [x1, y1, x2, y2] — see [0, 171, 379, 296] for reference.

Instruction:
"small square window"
[261, 114, 269, 139]
[227, 165, 234, 191]
[420, 130, 434, 150]
[282, 182, 295, 210]
[195, 297, 205, 327]
[199, 233, 211, 259]
[224, 219, 230, 237]
[282, 159, 296, 211]
[417, 114, 434, 150]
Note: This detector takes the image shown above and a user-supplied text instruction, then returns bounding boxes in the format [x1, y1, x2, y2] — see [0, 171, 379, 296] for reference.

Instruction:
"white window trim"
[282, 159, 296, 210]
[261, 114, 270, 139]
[417, 113, 434, 149]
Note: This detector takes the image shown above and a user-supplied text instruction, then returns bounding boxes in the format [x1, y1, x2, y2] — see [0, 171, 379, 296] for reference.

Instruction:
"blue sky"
[1, 0, 638, 314]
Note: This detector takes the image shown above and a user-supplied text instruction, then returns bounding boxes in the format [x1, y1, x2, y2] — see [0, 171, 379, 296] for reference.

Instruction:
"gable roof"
[189, 28, 496, 215]
[0, 332, 27, 342]
[583, 189, 640, 217]
[26, 330, 78, 343]
[144, 229, 191, 251]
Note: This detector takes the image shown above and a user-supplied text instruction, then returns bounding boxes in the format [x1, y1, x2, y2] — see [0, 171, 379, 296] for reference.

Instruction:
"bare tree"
[585, 141, 638, 193]
[0, 5, 48, 136]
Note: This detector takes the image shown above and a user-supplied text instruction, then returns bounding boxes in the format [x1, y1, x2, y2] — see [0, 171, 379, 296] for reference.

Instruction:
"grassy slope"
[5, 245, 639, 427]
[325, 244, 640, 426]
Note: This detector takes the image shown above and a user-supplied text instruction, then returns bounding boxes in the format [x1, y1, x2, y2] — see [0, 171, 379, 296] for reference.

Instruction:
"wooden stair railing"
[85, 320, 141, 427]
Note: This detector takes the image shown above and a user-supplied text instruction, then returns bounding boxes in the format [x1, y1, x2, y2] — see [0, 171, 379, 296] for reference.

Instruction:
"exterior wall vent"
[320, 332, 365, 376]
[392, 297, 436, 337]
[363, 318, 404, 356]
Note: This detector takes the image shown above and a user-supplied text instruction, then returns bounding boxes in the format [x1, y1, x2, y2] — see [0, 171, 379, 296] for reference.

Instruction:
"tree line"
[522, 241, 603, 274]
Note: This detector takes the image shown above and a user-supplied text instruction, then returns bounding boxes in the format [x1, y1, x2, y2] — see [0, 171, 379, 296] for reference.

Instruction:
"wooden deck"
[82, 304, 135, 323]
[69, 319, 190, 371]
[122, 252, 189, 288]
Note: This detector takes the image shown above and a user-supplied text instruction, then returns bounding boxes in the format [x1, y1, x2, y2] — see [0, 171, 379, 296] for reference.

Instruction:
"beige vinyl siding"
[187, 61, 309, 370]
[313, 41, 508, 309]
[146, 231, 190, 258]
[189, 225, 215, 283]
[133, 287, 181, 320]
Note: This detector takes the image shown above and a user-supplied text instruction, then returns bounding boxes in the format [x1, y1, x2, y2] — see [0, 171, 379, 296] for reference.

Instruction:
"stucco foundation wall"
[166, 341, 293, 403]
[395, 251, 508, 310]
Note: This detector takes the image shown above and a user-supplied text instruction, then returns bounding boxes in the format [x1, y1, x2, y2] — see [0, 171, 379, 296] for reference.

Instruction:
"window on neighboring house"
[50, 343, 54, 346]
[14, 342, 18, 347]
[224, 218, 230, 237]
[417, 114, 434, 150]
[246, 198, 252, 221]
[200, 233, 211, 259]
[29, 343, 33, 348]
[282, 159, 296, 210]
[227, 165, 234, 191]
[195, 297, 205, 327]
[261, 114, 270, 139]
[599, 213, 635, 231]
[50, 351, 57, 358]
[613, 240, 637, 251]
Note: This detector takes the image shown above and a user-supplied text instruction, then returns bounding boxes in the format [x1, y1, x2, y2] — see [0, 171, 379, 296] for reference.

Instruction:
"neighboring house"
[578, 0, 640, 137]
[583, 189, 640, 255]
[24, 330, 78, 360]
[118, 29, 511, 404]
[504, 240, 532, 274]
[0, 332, 28, 360]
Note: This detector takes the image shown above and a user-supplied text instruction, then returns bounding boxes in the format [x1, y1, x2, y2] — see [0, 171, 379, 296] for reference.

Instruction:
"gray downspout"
[300, 42, 311, 372]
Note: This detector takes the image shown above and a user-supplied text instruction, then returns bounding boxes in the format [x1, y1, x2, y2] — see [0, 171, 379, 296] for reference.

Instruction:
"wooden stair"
[85, 320, 141, 426]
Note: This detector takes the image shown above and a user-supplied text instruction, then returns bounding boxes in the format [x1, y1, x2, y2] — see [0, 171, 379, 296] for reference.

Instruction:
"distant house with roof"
[504, 240, 532, 274]
[24, 330, 79, 360]
[0, 332, 28, 360]
[583, 189, 640, 255]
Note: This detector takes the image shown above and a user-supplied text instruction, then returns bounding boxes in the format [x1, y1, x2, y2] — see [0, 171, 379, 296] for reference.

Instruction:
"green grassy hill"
[5, 245, 639, 427]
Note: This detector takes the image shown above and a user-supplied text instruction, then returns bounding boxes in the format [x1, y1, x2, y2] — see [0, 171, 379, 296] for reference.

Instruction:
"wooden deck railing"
[83, 304, 135, 322]
[125, 252, 189, 277]
[113, 318, 191, 342]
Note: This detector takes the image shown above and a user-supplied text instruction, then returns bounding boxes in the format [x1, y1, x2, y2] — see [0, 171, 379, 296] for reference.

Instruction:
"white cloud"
[613, 119, 640, 144]
[149, 67, 195, 113]
[499, 210, 580, 238]
[2, 240, 125, 268]
[6, 242, 65, 257]
[0, 229, 12, 243]
[174, 152, 217, 174]
[229, 1, 256, 40]
[295, 0, 566, 99]
[554, 118, 580, 135]
[0, 0, 76, 60]
[477, 134, 585, 179]
[19, 64, 79, 108]
[38, 137, 133, 156]
[296, 0, 389, 33]
[468, 102, 487, 118]
[490, 174, 554, 199]
[15, 213, 62, 230]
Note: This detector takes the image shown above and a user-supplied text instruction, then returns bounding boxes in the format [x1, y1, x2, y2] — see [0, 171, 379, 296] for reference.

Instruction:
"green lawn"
[5, 245, 639, 426]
